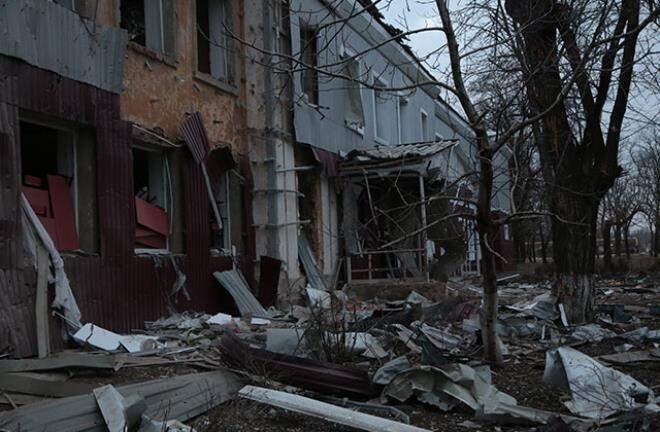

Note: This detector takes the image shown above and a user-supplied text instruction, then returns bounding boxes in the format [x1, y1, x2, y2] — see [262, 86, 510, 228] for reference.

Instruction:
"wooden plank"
[0, 370, 243, 432]
[135, 197, 169, 236]
[35, 245, 50, 358]
[22, 186, 50, 217]
[0, 392, 51, 406]
[239, 386, 431, 432]
[0, 353, 117, 373]
[0, 373, 96, 398]
[47, 175, 79, 250]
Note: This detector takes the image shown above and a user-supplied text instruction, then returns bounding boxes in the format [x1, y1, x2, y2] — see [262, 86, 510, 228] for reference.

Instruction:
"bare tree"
[633, 129, 660, 256]
[505, 0, 660, 322]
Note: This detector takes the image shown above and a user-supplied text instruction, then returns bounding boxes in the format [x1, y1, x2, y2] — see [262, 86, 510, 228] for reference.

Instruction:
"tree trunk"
[475, 144, 502, 366]
[602, 220, 612, 270]
[551, 193, 598, 323]
[539, 224, 547, 264]
[624, 222, 631, 259]
[614, 224, 622, 256]
[654, 216, 660, 257]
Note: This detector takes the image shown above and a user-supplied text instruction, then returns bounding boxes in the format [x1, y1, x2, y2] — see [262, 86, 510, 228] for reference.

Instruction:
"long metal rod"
[202, 162, 223, 229]
[419, 174, 430, 282]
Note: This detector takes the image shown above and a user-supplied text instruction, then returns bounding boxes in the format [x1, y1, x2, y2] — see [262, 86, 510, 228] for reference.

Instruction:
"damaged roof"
[339, 140, 458, 178]
[343, 140, 458, 162]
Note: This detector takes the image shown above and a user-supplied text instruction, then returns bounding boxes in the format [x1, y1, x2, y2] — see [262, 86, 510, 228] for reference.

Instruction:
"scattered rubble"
[1, 273, 659, 431]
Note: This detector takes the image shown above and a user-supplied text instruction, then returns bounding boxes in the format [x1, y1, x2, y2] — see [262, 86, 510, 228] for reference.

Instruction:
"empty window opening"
[420, 110, 429, 141]
[197, 0, 234, 83]
[397, 95, 408, 144]
[121, 0, 175, 57]
[20, 120, 97, 252]
[210, 171, 231, 250]
[133, 147, 172, 250]
[344, 58, 364, 132]
[373, 79, 388, 142]
[300, 27, 319, 104]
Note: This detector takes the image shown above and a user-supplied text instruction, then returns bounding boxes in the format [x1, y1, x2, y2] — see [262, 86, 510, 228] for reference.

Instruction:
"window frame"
[342, 47, 365, 136]
[420, 109, 429, 142]
[372, 75, 388, 144]
[132, 143, 174, 253]
[299, 25, 319, 105]
[194, 0, 238, 91]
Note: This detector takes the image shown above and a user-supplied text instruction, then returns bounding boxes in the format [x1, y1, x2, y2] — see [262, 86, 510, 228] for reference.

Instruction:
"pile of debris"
[2, 271, 660, 431]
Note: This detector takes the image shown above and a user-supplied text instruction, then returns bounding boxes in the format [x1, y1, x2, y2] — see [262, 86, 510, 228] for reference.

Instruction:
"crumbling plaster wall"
[104, 0, 249, 155]
[244, 0, 301, 297]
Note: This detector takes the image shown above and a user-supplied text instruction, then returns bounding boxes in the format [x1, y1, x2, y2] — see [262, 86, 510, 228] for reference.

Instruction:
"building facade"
[0, 0, 512, 357]
[0, 0, 253, 357]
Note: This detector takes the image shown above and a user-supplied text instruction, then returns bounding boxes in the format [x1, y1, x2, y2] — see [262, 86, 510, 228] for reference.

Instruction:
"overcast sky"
[376, 0, 659, 149]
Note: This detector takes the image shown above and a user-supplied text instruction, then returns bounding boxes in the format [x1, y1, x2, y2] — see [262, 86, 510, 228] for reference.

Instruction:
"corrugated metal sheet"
[0, 56, 236, 355]
[343, 140, 458, 162]
[0, 95, 37, 358]
[180, 112, 210, 164]
[0, 0, 127, 94]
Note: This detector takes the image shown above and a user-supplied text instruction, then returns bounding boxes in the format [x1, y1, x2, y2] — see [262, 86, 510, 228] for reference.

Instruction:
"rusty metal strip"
[218, 332, 374, 397]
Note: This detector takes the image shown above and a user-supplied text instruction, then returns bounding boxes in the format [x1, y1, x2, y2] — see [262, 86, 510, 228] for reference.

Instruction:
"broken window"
[373, 78, 388, 142]
[420, 110, 429, 141]
[344, 58, 364, 132]
[20, 120, 97, 252]
[210, 171, 231, 250]
[300, 27, 319, 104]
[133, 147, 173, 250]
[397, 95, 408, 143]
[197, 0, 235, 83]
[121, 0, 176, 57]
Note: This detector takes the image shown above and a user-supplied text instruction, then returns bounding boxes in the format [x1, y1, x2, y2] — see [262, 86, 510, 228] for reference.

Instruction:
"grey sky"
[377, 0, 659, 147]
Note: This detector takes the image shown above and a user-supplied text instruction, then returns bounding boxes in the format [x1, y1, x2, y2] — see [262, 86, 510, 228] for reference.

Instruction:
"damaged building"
[246, 0, 513, 302]
[0, 0, 512, 358]
[0, 0, 252, 357]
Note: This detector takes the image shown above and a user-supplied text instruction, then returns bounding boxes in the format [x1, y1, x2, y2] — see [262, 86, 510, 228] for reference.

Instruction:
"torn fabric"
[21, 193, 82, 332]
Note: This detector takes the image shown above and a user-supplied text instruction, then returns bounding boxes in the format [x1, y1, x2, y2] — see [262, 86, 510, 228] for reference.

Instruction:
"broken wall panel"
[0, 0, 127, 93]
[0, 98, 38, 358]
[0, 56, 237, 356]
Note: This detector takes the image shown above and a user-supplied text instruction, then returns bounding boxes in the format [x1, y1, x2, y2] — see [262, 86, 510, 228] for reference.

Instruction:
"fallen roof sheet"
[343, 141, 458, 162]
[298, 232, 328, 291]
[543, 346, 656, 419]
[0, 370, 243, 431]
[240, 385, 431, 432]
[0, 353, 117, 373]
[219, 332, 374, 397]
[213, 269, 270, 318]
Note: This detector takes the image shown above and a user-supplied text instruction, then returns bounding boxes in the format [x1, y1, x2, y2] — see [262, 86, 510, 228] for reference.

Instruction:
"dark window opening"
[121, 0, 146, 47]
[298, 170, 322, 260]
[196, 0, 234, 83]
[20, 120, 97, 252]
[133, 147, 171, 250]
[121, 0, 175, 57]
[300, 27, 319, 105]
[196, 0, 211, 75]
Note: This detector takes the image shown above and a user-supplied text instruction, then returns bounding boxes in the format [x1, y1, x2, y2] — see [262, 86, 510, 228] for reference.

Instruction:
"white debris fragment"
[74, 323, 123, 351]
[306, 287, 332, 309]
[543, 346, 656, 419]
[120, 335, 159, 353]
[207, 313, 234, 326]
